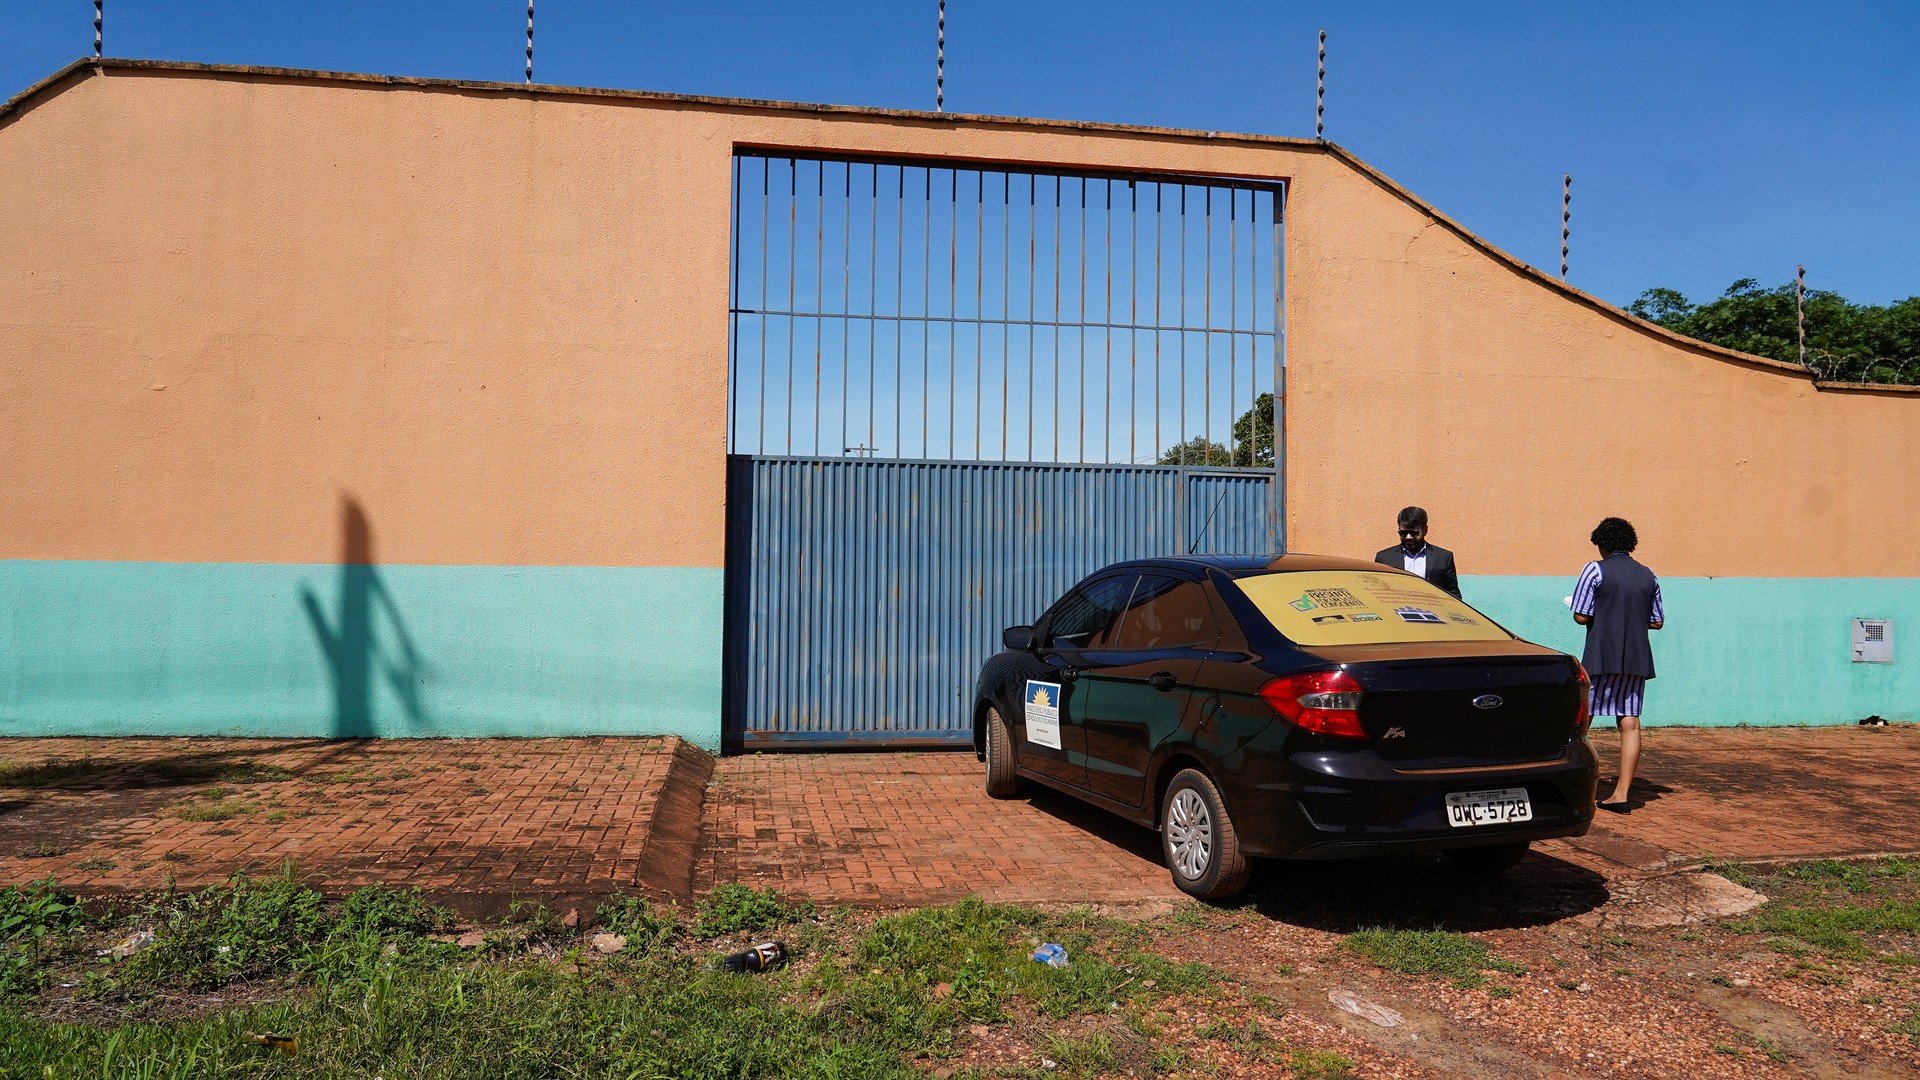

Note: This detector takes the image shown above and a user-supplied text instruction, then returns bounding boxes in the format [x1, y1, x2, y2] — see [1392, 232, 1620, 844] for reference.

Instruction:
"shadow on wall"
[299, 496, 429, 737]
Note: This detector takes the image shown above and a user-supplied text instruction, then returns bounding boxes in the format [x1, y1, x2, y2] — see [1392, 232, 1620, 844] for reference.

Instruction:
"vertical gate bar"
[1103, 178, 1112, 463]
[1228, 188, 1237, 464]
[976, 170, 984, 461]
[1006, 170, 1021, 461]
[787, 159, 796, 455]
[1178, 185, 1187, 464]
[870, 163, 878, 453]
[897, 166, 905, 455]
[1078, 176, 1087, 463]
[1203, 185, 1212, 464]
[1053, 174, 1061, 462]
[759, 158, 769, 455]
[815, 159, 824, 457]
[1129, 180, 1137, 464]
[729, 154, 740, 453]
[950, 168, 958, 459]
[924, 167, 932, 455]
[1029, 175, 1044, 457]
[842, 162, 851, 457]
[1153, 182, 1161, 462]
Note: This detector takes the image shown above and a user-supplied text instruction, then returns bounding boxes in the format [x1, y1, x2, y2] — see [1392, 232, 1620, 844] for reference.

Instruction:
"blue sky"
[4, 0, 1916, 311]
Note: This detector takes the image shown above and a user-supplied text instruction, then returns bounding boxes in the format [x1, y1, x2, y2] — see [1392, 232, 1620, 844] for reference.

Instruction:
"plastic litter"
[1326, 988, 1402, 1027]
[247, 1032, 298, 1055]
[718, 941, 787, 973]
[99, 930, 155, 960]
[1031, 943, 1069, 968]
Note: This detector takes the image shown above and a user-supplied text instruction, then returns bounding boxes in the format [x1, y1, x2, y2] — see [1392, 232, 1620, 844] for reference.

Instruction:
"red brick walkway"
[1580, 723, 1920, 862]
[3, 726, 1914, 909]
[695, 752, 1179, 904]
[0, 736, 705, 912]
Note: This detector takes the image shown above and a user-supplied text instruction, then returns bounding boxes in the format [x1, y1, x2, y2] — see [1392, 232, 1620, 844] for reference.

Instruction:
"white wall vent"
[1852, 619, 1893, 663]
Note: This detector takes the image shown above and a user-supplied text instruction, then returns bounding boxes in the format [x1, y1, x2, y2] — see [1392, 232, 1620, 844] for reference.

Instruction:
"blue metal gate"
[724, 456, 1277, 748]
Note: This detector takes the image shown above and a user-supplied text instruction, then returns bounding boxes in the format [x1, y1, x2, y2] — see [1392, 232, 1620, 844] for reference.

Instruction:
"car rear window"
[1227, 569, 1511, 646]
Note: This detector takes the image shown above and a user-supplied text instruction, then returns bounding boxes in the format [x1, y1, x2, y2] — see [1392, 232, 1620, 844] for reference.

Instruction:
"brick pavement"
[3, 725, 1915, 911]
[695, 751, 1181, 905]
[1578, 723, 1920, 862]
[0, 736, 706, 914]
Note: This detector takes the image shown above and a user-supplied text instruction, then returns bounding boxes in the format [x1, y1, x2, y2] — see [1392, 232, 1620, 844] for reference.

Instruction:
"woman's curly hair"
[1590, 517, 1638, 555]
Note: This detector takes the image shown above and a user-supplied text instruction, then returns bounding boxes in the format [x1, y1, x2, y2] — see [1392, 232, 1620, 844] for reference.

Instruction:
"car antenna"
[1187, 487, 1232, 554]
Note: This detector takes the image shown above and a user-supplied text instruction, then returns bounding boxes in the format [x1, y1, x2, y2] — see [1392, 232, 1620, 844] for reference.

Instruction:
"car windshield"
[1226, 569, 1511, 646]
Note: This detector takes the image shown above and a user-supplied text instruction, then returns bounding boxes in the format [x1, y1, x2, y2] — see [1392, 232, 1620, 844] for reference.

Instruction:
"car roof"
[1110, 553, 1401, 576]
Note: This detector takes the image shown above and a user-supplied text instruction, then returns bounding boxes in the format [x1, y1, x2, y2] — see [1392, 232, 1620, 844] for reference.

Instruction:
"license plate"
[1445, 788, 1532, 827]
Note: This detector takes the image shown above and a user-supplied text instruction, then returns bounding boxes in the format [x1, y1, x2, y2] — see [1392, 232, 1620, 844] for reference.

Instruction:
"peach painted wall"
[2, 63, 1916, 581]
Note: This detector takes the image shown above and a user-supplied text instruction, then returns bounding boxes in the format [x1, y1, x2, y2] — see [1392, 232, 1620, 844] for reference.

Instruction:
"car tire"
[983, 707, 1022, 799]
[1444, 841, 1530, 876]
[1161, 768, 1251, 900]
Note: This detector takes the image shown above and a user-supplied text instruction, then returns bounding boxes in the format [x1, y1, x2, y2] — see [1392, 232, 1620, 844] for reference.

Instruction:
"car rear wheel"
[1444, 841, 1530, 876]
[983, 707, 1022, 798]
[1161, 768, 1250, 900]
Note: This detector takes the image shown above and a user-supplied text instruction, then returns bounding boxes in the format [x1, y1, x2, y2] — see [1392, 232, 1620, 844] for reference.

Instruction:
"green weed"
[1288, 1049, 1358, 1079]
[1341, 929, 1525, 990]
[1738, 899, 1920, 958]
[595, 895, 679, 950]
[694, 883, 816, 938]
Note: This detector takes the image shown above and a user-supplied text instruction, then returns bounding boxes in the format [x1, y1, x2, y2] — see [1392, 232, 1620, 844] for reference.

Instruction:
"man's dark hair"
[1397, 506, 1428, 529]
[1591, 517, 1638, 555]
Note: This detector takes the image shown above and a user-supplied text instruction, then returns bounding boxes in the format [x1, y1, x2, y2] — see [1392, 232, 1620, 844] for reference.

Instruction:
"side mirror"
[1002, 625, 1035, 651]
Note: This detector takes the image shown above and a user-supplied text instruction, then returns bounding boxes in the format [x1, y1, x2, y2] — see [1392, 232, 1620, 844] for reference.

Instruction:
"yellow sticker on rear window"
[1231, 570, 1511, 646]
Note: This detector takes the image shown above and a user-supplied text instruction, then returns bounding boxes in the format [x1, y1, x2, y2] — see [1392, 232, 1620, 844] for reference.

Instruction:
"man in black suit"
[1373, 506, 1461, 599]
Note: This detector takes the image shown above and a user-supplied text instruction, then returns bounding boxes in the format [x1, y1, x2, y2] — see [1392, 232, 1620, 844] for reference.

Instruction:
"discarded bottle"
[247, 1032, 298, 1055]
[1031, 943, 1069, 968]
[719, 941, 787, 973]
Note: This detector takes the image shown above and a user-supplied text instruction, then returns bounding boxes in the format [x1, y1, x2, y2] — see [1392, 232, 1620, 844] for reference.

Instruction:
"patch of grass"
[694, 884, 816, 938]
[175, 798, 256, 822]
[1738, 898, 1920, 958]
[1042, 1030, 1119, 1076]
[0, 879, 87, 997]
[117, 869, 457, 991]
[1888, 1007, 1920, 1046]
[72, 858, 116, 873]
[0, 757, 112, 787]
[216, 761, 296, 783]
[478, 902, 577, 958]
[1784, 859, 1878, 893]
[595, 895, 679, 951]
[1, 894, 1222, 1078]
[1341, 929, 1525, 990]
[1288, 1049, 1357, 1079]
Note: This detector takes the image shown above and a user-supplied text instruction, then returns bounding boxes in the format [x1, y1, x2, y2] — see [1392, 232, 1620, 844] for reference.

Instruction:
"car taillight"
[1259, 670, 1367, 738]
[1573, 662, 1592, 735]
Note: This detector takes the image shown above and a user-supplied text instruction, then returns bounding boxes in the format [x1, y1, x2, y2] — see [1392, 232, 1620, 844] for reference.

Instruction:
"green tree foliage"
[1627, 279, 1920, 385]
[1157, 393, 1277, 466]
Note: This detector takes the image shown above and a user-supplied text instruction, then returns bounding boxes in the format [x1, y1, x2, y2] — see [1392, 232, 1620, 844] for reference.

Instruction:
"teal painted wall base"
[1466, 576, 1915, 727]
[0, 561, 723, 749]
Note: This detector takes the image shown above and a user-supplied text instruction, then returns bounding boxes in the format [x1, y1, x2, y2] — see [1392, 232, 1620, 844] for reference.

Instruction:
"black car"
[973, 554, 1596, 899]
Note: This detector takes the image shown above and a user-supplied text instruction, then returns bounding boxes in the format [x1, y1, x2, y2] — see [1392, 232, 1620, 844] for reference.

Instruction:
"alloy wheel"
[1167, 788, 1213, 879]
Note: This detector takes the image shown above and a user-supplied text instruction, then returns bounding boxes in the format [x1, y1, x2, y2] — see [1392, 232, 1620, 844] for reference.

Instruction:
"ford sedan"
[973, 554, 1596, 899]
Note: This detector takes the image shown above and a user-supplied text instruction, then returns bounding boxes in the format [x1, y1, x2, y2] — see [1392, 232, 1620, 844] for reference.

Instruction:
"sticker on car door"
[1024, 680, 1063, 749]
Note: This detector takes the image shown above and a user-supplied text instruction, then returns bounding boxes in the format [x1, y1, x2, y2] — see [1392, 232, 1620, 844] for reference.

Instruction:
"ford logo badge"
[1472, 695, 1504, 710]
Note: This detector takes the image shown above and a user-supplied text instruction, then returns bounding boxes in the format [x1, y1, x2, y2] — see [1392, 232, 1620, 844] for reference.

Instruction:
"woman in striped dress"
[1571, 517, 1664, 814]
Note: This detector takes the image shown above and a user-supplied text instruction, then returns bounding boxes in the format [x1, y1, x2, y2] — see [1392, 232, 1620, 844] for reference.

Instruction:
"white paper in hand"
[1562, 596, 1575, 609]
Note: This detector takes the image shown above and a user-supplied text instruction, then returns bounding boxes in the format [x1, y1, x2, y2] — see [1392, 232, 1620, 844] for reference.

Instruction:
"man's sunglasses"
[1398, 529, 1423, 537]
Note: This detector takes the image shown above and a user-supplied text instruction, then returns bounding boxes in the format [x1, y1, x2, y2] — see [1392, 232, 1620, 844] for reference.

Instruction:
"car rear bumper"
[1223, 738, 1599, 859]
